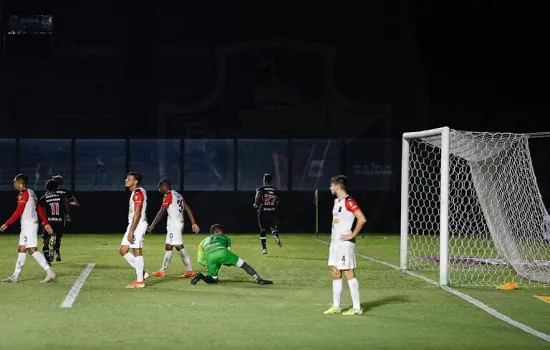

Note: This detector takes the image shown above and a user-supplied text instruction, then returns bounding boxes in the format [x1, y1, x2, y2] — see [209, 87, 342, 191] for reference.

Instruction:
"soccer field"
[0, 234, 549, 350]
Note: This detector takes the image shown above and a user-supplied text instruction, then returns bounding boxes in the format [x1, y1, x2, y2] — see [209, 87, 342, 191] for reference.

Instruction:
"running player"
[324, 175, 367, 316]
[38, 179, 66, 265]
[253, 173, 281, 254]
[119, 172, 149, 289]
[1, 174, 57, 283]
[52, 175, 79, 262]
[191, 224, 273, 285]
[147, 179, 200, 279]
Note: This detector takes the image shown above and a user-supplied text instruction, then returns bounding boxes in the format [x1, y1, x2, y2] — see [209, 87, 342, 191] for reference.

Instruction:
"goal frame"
[400, 126, 451, 286]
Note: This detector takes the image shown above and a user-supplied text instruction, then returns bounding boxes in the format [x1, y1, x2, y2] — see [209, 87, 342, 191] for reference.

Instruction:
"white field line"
[60, 263, 96, 308]
[315, 239, 550, 343]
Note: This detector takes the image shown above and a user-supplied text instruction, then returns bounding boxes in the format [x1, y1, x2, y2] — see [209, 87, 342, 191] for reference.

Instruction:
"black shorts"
[43, 222, 64, 238]
[258, 211, 278, 230]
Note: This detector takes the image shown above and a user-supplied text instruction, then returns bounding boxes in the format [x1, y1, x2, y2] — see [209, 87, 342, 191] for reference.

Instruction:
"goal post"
[401, 126, 550, 287]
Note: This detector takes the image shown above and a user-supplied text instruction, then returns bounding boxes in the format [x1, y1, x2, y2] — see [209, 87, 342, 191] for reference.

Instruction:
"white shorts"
[165, 224, 184, 246]
[328, 240, 356, 270]
[19, 224, 39, 248]
[121, 221, 148, 249]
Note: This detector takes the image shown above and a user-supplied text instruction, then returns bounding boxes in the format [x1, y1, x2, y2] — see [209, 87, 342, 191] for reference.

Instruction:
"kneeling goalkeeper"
[191, 224, 273, 285]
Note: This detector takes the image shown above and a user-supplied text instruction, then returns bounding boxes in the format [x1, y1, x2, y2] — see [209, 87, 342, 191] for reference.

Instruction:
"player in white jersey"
[324, 175, 367, 316]
[147, 179, 200, 279]
[1, 174, 57, 283]
[120, 172, 149, 288]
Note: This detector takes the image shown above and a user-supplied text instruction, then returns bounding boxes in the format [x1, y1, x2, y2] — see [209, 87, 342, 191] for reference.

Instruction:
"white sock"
[179, 249, 192, 271]
[123, 253, 136, 268]
[135, 256, 144, 282]
[332, 279, 342, 308]
[348, 278, 361, 310]
[13, 253, 26, 278]
[32, 251, 51, 271]
[161, 251, 173, 271]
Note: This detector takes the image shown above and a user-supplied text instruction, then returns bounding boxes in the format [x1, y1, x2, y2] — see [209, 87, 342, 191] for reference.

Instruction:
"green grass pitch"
[0, 233, 549, 350]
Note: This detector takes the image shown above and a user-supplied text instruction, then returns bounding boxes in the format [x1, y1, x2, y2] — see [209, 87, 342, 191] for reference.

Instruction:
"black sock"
[260, 231, 267, 249]
[203, 275, 218, 284]
[272, 229, 279, 237]
[43, 249, 51, 263]
[241, 262, 260, 281]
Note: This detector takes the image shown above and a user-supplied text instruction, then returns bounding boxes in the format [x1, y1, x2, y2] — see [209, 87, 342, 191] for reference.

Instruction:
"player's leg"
[126, 222, 147, 288]
[153, 230, 174, 277]
[3, 242, 27, 283]
[270, 217, 282, 247]
[175, 244, 195, 279]
[24, 226, 56, 283]
[42, 229, 52, 266]
[191, 262, 220, 285]
[258, 212, 268, 254]
[324, 242, 343, 314]
[340, 242, 362, 315]
[54, 226, 63, 261]
[120, 226, 136, 268]
[222, 251, 272, 285]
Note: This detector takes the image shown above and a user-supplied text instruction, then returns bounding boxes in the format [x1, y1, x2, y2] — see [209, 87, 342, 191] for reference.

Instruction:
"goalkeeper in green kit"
[191, 224, 273, 285]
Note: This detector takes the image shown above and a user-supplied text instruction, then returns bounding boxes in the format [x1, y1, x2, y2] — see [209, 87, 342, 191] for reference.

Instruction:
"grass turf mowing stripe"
[60, 263, 96, 308]
[315, 238, 550, 343]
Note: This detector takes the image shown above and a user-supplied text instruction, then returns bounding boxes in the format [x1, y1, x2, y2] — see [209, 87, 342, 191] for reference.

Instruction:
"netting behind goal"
[403, 128, 550, 286]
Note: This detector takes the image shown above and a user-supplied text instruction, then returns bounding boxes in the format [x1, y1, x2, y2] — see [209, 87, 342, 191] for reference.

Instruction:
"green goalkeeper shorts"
[205, 249, 240, 277]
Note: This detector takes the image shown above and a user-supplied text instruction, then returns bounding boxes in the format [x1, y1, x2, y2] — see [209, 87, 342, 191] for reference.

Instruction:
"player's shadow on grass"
[362, 295, 409, 312]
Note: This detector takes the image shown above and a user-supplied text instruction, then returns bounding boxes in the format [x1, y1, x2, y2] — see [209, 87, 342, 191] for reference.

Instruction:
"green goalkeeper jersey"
[198, 234, 232, 266]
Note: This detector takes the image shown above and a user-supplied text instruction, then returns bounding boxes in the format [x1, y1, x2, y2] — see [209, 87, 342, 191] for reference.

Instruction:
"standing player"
[0, 174, 57, 283]
[52, 175, 79, 262]
[324, 175, 367, 316]
[147, 179, 200, 279]
[39, 179, 66, 265]
[191, 224, 273, 285]
[253, 173, 281, 254]
[119, 172, 149, 289]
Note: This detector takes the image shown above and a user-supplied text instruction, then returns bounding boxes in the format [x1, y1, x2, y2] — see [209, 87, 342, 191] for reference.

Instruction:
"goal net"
[401, 127, 550, 286]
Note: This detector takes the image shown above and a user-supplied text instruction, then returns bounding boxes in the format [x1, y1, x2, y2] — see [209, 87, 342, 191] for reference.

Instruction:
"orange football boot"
[179, 271, 196, 279]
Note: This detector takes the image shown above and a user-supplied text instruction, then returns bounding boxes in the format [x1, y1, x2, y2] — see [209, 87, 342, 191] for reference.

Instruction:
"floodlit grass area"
[0, 233, 548, 349]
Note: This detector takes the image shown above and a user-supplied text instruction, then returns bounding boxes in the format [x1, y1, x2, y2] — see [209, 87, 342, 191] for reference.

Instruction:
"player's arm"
[37, 197, 54, 234]
[0, 192, 29, 231]
[198, 242, 206, 266]
[183, 199, 200, 233]
[129, 190, 144, 235]
[226, 235, 232, 251]
[66, 191, 80, 207]
[148, 193, 170, 232]
[341, 197, 367, 241]
[253, 190, 262, 208]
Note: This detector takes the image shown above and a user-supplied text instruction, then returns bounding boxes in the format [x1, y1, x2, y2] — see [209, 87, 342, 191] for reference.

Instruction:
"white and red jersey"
[4, 188, 49, 227]
[128, 187, 148, 224]
[161, 190, 184, 226]
[331, 195, 361, 240]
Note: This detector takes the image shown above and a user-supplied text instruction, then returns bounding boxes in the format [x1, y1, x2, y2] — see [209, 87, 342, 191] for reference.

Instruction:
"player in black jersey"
[52, 175, 79, 261]
[39, 180, 67, 265]
[253, 173, 282, 254]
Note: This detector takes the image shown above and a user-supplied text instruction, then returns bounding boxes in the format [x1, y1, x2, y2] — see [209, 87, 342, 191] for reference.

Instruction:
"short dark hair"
[127, 172, 142, 184]
[52, 175, 63, 186]
[210, 224, 224, 233]
[330, 175, 348, 189]
[263, 173, 273, 184]
[46, 179, 59, 192]
[158, 179, 171, 188]
[14, 174, 28, 185]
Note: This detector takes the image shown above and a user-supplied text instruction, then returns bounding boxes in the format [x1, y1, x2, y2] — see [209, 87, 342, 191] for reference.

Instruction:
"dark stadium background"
[0, 1, 548, 234]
